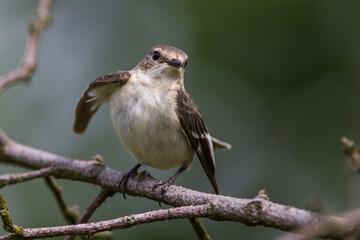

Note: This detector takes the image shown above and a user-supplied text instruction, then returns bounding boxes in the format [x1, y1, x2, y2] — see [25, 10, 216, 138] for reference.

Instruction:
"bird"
[73, 44, 231, 199]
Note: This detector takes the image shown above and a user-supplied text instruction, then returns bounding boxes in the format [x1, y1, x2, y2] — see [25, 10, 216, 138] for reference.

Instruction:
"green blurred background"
[1, 0, 360, 239]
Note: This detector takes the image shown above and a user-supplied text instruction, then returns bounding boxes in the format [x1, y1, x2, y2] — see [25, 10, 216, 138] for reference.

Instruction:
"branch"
[276, 137, 360, 240]
[0, 0, 53, 94]
[0, 167, 53, 188]
[78, 189, 114, 225]
[0, 205, 210, 240]
[44, 176, 80, 224]
[0, 191, 23, 236]
[0, 129, 357, 239]
[278, 208, 360, 240]
[342, 137, 360, 172]
[65, 188, 115, 240]
[188, 218, 210, 240]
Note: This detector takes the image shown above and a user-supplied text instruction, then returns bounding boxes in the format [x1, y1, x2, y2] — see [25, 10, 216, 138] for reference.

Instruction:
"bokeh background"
[1, 0, 360, 239]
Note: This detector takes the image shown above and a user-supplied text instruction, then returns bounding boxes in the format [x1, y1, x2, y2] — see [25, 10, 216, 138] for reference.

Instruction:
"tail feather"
[211, 136, 231, 150]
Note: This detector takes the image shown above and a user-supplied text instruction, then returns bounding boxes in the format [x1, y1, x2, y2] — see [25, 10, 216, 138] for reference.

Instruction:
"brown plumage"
[73, 45, 231, 198]
[176, 89, 219, 194]
[73, 71, 130, 134]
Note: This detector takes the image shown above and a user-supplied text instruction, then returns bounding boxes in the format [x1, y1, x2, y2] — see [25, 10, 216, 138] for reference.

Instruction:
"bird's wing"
[73, 71, 131, 134]
[176, 89, 219, 194]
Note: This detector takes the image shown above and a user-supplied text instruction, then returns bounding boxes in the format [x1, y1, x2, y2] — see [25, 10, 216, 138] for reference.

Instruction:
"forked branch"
[0, 129, 358, 239]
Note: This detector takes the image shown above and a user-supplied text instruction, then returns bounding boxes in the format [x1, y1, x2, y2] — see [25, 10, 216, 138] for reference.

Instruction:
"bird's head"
[137, 45, 188, 81]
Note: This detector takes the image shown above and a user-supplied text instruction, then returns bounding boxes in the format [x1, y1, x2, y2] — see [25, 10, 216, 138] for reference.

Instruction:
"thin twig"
[0, 0, 53, 94]
[79, 189, 114, 224]
[0, 204, 210, 240]
[44, 176, 80, 224]
[65, 188, 115, 240]
[342, 137, 360, 172]
[0, 167, 53, 188]
[189, 218, 211, 240]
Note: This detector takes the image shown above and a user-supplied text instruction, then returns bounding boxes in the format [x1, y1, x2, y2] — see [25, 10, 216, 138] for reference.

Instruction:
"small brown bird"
[73, 45, 231, 198]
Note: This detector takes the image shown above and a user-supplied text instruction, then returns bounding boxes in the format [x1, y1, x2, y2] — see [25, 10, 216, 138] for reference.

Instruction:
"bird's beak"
[166, 59, 183, 67]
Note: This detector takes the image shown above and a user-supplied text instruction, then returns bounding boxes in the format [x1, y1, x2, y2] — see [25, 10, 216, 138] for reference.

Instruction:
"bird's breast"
[108, 81, 194, 169]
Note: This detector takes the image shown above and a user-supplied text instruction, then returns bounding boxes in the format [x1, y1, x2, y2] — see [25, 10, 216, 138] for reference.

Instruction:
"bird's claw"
[119, 171, 138, 199]
[119, 164, 141, 199]
[152, 181, 173, 206]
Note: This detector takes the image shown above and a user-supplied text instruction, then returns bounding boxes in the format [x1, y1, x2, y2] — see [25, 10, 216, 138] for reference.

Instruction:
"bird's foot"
[119, 163, 141, 199]
[152, 166, 186, 206]
[152, 178, 175, 206]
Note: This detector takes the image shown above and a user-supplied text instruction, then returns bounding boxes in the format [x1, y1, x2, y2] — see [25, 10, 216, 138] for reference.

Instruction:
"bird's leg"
[153, 166, 187, 203]
[119, 163, 141, 199]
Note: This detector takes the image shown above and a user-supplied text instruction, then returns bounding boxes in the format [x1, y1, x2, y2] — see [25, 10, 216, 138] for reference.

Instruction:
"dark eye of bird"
[184, 60, 188, 67]
[152, 51, 160, 61]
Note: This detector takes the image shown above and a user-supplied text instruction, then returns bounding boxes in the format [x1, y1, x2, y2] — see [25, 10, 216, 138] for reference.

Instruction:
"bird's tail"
[211, 136, 231, 150]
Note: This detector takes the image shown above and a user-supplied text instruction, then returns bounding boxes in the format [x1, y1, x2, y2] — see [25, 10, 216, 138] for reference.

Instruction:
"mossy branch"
[0, 191, 23, 236]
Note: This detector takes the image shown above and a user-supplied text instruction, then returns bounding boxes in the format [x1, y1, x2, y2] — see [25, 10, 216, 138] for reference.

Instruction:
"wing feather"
[73, 71, 130, 134]
[176, 89, 219, 194]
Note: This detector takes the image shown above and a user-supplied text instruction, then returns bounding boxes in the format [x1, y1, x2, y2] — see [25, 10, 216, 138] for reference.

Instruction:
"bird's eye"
[184, 60, 188, 67]
[152, 51, 160, 60]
